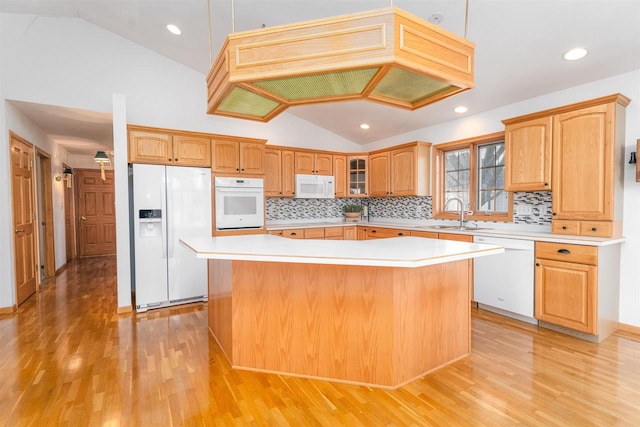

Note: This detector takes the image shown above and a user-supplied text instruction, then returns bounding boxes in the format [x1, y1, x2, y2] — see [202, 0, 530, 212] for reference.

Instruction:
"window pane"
[495, 190, 509, 212]
[479, 145, 495, 166]
[445, 152, 459, 171]
[459, 170, 470, 190]
[479, 167, 495, 190]
[495, 144, 505, 166]
[496, 166, 505, 188]
[479, 190, 494, 211]
[446, 171, 460, 191]
[459, 150, 470, 169]
[476, 141, 507, 214]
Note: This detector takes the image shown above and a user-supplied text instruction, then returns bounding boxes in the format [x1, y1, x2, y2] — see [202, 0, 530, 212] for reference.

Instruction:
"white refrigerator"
[132, 164, 211, 312]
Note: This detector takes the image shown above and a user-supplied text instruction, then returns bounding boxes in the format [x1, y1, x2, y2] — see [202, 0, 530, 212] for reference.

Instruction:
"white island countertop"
[180, 235, 504, 268]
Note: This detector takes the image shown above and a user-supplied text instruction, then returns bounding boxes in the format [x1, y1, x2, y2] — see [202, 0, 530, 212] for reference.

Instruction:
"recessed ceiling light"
[360, 123, 370, 130]
[454, 106, 468, 114]
[563, 47, 588, 61]
[166, 24, 182, 35]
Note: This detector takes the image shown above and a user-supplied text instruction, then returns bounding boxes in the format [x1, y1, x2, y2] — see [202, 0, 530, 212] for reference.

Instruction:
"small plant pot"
[344, 212, 360, 219]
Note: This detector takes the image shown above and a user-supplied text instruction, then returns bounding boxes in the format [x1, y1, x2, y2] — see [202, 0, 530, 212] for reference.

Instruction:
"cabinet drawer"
[410, 230, 439, 239]
[552, 220, 580, 235]
[324, 227, 343, 239]
[536, 242, 597, 265]
[552, 220, 614, 238]
[579, 221, 614, 238]
[366, 228, 408, 238]
[304, 228, 325, 239]
[282, 229, 304, 239]
[438, 233, 473, 242]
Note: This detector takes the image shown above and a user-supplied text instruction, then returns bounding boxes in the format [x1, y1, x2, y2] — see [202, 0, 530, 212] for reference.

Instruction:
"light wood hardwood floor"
[0, 255, 638, 426]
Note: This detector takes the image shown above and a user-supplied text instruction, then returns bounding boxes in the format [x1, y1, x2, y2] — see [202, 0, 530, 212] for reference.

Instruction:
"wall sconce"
[629, 152, 637, 164]
[62, 166, 74, 188]
[94, 150, 110, 180]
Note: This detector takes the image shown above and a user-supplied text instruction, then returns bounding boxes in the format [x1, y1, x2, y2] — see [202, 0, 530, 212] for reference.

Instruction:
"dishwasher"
[473, 235, 537, 324]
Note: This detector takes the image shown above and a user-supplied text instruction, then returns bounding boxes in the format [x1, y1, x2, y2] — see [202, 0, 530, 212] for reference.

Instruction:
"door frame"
[74, 168, 117, 257]
[63, 162, 77, 263]
[9, 131, 39, 306]
[36, 148, 56, 278]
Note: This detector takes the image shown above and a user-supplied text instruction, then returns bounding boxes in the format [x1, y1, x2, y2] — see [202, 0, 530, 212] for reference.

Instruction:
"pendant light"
[206, 1, 475, 122]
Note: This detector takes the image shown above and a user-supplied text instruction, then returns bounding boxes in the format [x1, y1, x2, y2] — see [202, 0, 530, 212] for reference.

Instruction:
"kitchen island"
[181, 235, 503, 389]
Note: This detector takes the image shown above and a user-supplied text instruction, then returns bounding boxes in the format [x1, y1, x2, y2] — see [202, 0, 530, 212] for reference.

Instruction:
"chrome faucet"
[443, 197, 471, 228]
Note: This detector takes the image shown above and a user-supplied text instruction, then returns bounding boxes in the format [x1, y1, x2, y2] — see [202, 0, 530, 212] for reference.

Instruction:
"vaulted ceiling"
[2, 0, 639, 151]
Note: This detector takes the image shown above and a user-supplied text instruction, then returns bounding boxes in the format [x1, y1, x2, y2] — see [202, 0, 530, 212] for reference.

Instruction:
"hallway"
[0, 256, 639, 425]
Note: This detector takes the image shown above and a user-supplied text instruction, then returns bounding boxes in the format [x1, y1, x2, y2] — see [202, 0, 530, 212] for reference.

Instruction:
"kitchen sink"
[418, 225, 491, 231]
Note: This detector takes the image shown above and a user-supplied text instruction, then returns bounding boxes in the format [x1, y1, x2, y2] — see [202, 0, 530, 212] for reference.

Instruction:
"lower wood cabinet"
[534, 241, 620, 341]
[364, 227, 409, 239]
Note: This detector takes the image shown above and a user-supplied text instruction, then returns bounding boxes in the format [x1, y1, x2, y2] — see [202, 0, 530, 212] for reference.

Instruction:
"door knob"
[81, 216, 87, 220]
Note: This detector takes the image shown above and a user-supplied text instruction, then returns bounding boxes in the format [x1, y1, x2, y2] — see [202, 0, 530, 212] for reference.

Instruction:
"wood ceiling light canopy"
[206, 7, 475, 122]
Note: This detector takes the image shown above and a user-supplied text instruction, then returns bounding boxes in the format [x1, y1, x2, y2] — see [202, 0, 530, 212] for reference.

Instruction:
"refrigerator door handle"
[160, 172, 168, 259]
[167, 174, 174, 259]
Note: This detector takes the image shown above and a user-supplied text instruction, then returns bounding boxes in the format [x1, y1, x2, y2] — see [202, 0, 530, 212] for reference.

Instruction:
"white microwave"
[295, 174, 335, 199]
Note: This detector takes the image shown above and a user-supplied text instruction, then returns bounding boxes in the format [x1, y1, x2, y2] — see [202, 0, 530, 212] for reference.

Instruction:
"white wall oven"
[214, 177, 264, 230]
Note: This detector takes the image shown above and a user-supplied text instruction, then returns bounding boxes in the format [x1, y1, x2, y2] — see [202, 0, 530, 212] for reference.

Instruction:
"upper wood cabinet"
[369, 151, 390, 197]
[264, 149, 282, 196]
[295, 152, 333, 175]
[552, 103, 615, 221]
[333, 155, 347, 198]
[265, 148, 295, 197]
[212, 139, 266, 175]
[503, 94, 629, 238]
[368, 142, 431, 197]
[503, 116, 552, 191]
[128, 129, 211, 167]
[347, 156, 367, 197]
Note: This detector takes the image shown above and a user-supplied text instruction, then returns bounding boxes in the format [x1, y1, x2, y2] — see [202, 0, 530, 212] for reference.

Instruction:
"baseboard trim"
[117, 305, 133, 314]
[55, 262, 70, 276]
[618, 323, 640, 337]
[0, 305, 17, 314]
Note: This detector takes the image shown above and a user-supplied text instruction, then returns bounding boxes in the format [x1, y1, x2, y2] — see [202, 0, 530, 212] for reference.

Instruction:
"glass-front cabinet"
[347, 156, 367, 197]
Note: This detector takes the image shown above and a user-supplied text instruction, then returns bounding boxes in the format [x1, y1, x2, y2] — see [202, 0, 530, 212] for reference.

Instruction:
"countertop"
[180, 235, 504, 268]
[265, 220, 626, 247]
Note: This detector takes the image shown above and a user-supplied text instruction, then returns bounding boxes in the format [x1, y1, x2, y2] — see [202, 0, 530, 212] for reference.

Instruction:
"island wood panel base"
[207, 259, 471, 389]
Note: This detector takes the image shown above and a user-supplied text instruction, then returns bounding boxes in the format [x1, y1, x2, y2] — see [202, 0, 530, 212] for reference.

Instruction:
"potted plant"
[343, 203, 362, 219]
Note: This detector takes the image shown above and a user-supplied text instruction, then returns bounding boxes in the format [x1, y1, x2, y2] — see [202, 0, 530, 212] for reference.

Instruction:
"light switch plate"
[516, 205, 533, 215]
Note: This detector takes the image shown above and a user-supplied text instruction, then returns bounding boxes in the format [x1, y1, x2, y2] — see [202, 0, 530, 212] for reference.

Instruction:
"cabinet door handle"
[562, 226, 567, 230]
[591, 227, 598, 232]
[557, 249, 571, 254]
[535, 263, 540, 267]
[552, 212, 557, 216]
[290, 232, 297, 236]
[544, 182, 549, 187]
[398, 232, 404, 236]
[175, 158, 178, 162]
[371, 230, 376, 233]
[168, 158, 172, 161]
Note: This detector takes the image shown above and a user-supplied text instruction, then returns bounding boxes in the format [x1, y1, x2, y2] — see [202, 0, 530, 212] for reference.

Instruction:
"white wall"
[363, 70, 640, 327]
[0, 12, 360, 311]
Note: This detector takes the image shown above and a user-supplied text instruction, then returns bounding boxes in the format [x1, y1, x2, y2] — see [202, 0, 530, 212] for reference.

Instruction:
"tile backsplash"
[266, 191, 552, 225]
